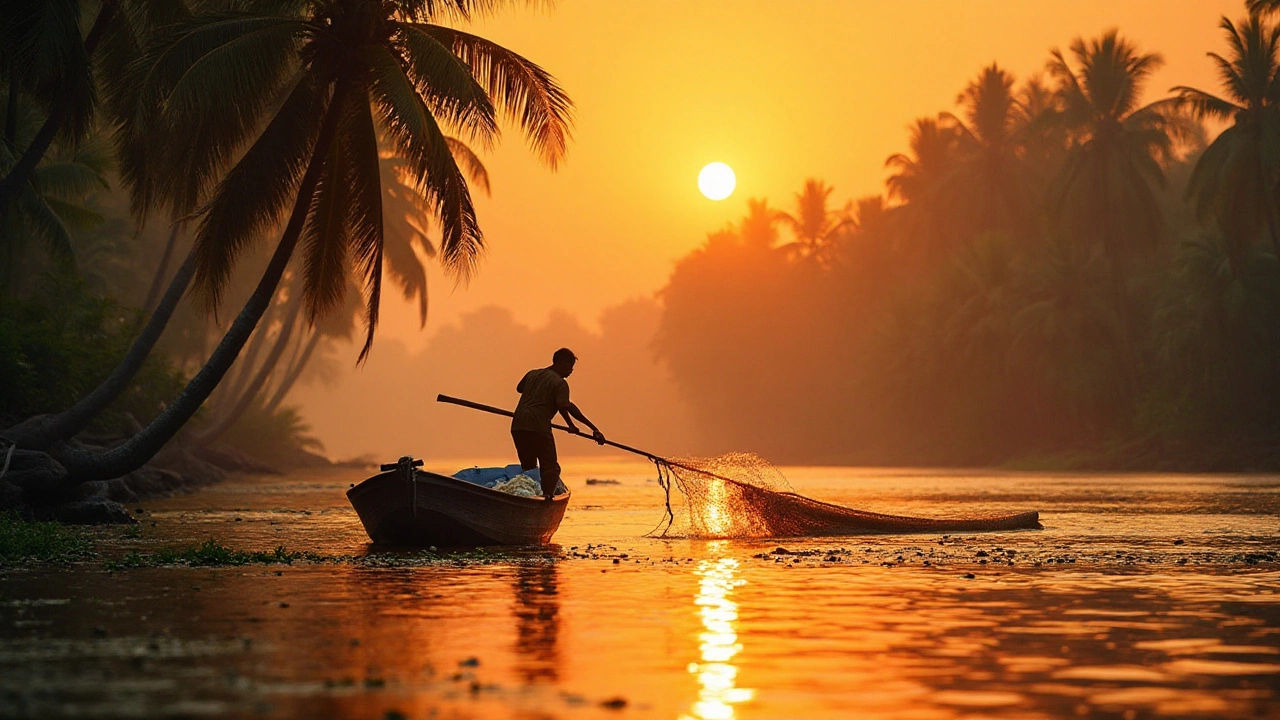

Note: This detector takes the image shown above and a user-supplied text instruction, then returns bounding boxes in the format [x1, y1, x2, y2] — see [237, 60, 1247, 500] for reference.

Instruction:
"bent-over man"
[511, 348, 605, 500]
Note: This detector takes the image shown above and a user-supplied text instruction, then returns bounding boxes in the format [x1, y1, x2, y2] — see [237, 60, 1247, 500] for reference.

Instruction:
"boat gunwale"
[348, 468, 571, 507]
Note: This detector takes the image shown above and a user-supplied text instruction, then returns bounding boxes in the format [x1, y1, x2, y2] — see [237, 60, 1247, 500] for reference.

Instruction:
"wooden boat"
[347, 457, 570, 546]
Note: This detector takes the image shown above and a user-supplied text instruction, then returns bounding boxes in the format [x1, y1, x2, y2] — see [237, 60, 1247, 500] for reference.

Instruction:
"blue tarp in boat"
[452, 464, 540, 488]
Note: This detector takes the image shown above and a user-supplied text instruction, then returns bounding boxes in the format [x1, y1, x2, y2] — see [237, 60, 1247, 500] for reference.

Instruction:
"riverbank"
[0, 436, 362, 526]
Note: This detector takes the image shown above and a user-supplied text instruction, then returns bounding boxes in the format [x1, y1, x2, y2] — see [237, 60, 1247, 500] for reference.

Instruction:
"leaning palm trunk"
[140, 225, 183, 317]
[3, 251, 196, 450]
[55, 92, 345, 484]
[194, 295, 303, 447]
[263, 329, 321, 415]
[207, 287, 293, 415]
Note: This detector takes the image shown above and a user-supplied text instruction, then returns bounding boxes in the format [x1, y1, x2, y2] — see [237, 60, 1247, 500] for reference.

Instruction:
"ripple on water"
[1, 463, 1278, 719]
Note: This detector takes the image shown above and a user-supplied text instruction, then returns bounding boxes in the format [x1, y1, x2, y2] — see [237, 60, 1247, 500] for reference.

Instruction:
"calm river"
[1, 460, 1278, 719]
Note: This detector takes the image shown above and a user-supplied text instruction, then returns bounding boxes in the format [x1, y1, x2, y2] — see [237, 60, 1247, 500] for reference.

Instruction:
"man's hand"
[591, 429, 606, 445]
[567, 424, 581, 435]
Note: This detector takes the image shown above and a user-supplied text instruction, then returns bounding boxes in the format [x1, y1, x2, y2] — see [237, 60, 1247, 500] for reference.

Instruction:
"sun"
[698, 162, 736, 201]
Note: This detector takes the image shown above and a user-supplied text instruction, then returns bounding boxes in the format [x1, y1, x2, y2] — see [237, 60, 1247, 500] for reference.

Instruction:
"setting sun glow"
[698, 162, 736, 201]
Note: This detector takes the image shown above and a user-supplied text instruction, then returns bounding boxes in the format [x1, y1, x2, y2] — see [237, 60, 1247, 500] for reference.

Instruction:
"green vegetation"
[657, 15, 1280, 470]
[0, 1, 566, 490]
[104, 539, 313, 570]
[0, 276, 186, 431]
[0, 511, 93, 565]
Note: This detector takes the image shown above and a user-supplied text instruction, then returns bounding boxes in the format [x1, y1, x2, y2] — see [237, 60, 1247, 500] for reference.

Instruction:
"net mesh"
[649, 453, 1041, 539]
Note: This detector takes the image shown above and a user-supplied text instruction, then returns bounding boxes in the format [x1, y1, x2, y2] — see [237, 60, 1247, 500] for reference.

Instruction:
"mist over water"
[294, 300, 695, 462]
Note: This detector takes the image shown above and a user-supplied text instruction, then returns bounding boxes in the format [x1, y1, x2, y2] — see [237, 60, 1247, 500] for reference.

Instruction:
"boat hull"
[347, 470, 569, 546]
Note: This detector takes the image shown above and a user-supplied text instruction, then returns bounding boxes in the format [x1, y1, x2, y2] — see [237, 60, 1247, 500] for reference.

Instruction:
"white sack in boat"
[494, 474, 541, 497]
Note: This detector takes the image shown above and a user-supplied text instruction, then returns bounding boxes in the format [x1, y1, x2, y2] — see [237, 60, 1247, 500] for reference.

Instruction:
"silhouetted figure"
[512, 348, 605, 500]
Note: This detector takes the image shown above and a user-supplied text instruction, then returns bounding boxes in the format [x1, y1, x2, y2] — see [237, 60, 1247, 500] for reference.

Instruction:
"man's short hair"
[553, 347, 577, 364]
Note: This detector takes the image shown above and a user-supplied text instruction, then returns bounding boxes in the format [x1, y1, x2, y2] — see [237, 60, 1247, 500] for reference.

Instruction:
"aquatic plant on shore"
[0, 511, 94, 565]
[104, 539, 318, 570]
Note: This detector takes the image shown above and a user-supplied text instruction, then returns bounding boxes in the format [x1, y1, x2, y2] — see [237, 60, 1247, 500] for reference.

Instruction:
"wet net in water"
[648, 453, 1041, 539]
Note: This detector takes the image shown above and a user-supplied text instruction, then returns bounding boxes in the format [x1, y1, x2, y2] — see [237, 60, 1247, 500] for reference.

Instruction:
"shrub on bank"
[0, 276, 186, 434]
[0, 512, 94, 565]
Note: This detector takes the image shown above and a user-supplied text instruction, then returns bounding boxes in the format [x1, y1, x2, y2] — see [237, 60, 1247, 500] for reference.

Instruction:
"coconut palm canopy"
[119, 0, 572, 359]
[1174, 14, 1280, 267]
[1046, 30, 1197, 259]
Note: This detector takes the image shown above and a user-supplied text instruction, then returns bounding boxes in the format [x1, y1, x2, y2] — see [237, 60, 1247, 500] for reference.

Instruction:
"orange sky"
[370, 0, 1244, 352]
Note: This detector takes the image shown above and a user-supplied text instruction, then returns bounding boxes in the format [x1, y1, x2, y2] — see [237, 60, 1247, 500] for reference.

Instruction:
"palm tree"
[1173, 14, 1280, 271]
[738, 198, 781, 250]
[0, 114, 111, 288]
[885, 116, 960, 259]
[51, 0, 571, 484]
[200, 144, 489, 446]
[1046, 30, 1191, 263]
[1008, 243, 1130, 435]
[885, 117, 959, 206]
[938, 64, 1037, 241]
[0, 0, 110, 210]
[1250, 0, 1280, 13]
[1012, 74, 1067, 177]
[777, 178, 852, 263]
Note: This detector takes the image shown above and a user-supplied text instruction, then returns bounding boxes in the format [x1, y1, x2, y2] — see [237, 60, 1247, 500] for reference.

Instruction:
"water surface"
[1, 461, 1277, 718]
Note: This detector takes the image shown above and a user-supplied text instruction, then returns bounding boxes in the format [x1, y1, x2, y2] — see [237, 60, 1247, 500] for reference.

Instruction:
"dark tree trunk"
[54, 87, 346, 484]
[208, 288, 288, 413]
[263, 330, 321, 414]
[141, 224, 182, 317]
[0, 2, 116, 211]
[3, 250, 196, 450]
[195, 297, 303, 446]
[1261, 158, 1280, 266]
[4, 72, 17, 150]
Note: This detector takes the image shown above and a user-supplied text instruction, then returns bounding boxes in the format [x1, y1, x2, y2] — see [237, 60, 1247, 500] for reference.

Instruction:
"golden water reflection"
[683, 546, 754, 720]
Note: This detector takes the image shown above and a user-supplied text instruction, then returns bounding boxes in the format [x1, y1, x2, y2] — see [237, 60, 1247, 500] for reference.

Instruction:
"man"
[512, 348, 605, 500]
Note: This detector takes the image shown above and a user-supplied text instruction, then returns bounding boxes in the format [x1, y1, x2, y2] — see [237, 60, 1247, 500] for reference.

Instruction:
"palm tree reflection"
[513, 562, 561, 684]
[682, 546, 754, 720]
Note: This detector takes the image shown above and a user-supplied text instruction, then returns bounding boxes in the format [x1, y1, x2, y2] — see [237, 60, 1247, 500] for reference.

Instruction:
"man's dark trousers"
[511, 430, 560, 497]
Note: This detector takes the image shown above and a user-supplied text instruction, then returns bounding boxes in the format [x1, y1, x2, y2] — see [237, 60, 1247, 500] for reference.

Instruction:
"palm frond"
[380, 154, 434, 325]
[193, 75, 328, 312]
[298, 116, 352, 327]
[7, 0, 98, 141]
[41, 195, 104, 230]
[17, 183, 75, 269]
[1171, 85, 1241, 120]
[390, 0, 547, 24]
[31, 159, 108, 199]
[342, 95, 386, 363]
[393, 23, 498, 148]
[367, 44, 484, 281]
[409, 23, 572, 168]
[446, 136, 490, 195]
[130, 12, 304, 217]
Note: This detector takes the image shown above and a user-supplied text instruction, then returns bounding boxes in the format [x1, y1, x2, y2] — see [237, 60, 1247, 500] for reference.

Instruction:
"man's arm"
[559, 402, 605, 444]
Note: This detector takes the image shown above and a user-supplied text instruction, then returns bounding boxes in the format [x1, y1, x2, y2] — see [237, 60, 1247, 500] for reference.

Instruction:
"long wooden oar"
[435, 394, 734, 483]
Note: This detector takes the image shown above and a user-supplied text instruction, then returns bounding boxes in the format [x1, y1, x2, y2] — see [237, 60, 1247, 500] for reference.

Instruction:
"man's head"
[551, 347, 577, 377]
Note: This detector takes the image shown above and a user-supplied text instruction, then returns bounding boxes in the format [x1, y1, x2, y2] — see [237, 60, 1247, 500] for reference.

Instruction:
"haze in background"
[294, 299, 694, 461]
[298, 0, 1240, 462]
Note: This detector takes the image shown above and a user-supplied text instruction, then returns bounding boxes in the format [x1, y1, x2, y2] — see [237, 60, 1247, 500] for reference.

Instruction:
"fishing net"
[648, 452, 1040, 539]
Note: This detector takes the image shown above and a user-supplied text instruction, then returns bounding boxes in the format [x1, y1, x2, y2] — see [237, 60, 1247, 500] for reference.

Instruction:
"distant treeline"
[657, 19, 1280, 470]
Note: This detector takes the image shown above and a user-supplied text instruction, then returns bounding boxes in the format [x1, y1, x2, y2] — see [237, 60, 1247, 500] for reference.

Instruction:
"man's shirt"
[512, 367, 570, 433]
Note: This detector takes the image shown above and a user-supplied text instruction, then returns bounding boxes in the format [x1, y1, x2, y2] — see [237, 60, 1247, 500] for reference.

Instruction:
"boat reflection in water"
[512, 562, 561, 684]
[683, 542, 754, 720]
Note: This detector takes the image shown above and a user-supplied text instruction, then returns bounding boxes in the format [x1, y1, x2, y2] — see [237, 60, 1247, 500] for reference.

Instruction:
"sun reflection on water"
[702, 479, 730, 537]
[682, 546, 754, 720]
